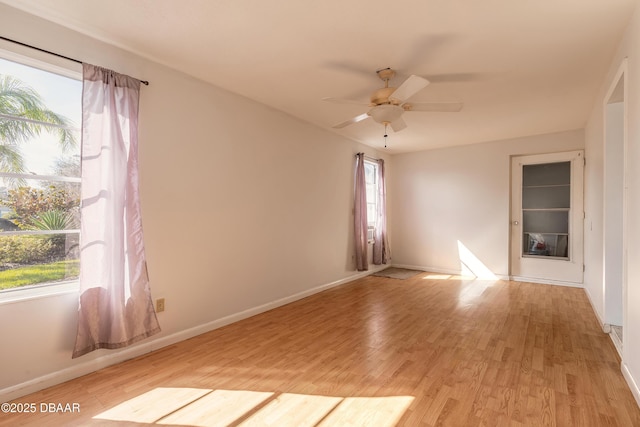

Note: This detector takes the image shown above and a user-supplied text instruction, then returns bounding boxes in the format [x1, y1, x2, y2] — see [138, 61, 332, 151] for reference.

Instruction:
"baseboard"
[582, 286, 609, 333]
[609, 330, 623, 358]
[582, 288, 638, 409]
[392, 263, 579, 287]
[391, 263, 510, 281]
[622, 362, 640, 409]
[0, 266, 387, 402]
[0, 339, 161, 403]
[509, 275, 583, 288]
[391, 263, 465, 276]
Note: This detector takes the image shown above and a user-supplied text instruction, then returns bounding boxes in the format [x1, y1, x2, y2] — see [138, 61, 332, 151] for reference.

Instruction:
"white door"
[510, 151, 584, 284]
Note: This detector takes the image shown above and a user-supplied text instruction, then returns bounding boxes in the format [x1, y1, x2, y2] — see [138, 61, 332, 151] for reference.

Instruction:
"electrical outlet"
[156, 298, 165, 313]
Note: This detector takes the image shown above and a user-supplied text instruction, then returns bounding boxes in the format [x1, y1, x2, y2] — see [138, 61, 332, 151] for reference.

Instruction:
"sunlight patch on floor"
[238, 393, 342, 426]
[93, 387, 211, 423]
[160, 389, 274, 426]
[318, 396, 414, 426]
[93, 387, 414, 427]
[422, 274, 453, 280]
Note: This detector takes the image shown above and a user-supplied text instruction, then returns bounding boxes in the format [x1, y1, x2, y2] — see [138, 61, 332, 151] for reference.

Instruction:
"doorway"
[603, 61, 627, 353]
[510, 151, 584, 284]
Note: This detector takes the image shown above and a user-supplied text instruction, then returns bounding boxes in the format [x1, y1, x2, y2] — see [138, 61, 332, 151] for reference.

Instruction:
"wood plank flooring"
[3, 273, 640, 426]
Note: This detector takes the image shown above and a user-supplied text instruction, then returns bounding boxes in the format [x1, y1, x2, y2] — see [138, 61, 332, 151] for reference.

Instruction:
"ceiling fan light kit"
[368, 104, 404, 125]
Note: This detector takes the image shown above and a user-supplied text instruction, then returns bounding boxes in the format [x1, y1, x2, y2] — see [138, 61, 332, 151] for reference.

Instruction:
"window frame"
[0, 47, 82, 303]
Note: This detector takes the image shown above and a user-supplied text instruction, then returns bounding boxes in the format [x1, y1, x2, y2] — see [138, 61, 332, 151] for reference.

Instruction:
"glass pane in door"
[522, 161, 570, 259]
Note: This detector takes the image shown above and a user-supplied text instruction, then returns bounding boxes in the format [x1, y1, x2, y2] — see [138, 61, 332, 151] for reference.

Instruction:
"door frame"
[510, 150, 585, 285]
[602, 58, 628, 351]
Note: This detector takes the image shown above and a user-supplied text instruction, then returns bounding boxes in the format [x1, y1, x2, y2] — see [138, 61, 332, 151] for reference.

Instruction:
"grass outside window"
[0, 259, 79, 290]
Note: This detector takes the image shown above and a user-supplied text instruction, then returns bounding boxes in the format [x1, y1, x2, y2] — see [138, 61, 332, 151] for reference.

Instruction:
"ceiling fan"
[324, 68, 463, 132]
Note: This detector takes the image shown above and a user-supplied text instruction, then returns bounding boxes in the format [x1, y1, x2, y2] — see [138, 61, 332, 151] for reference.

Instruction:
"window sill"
[0, 280, 79, 305]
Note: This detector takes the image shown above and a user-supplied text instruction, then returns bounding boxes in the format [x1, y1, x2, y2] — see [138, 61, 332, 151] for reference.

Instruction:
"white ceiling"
[3, 0, 637, 153]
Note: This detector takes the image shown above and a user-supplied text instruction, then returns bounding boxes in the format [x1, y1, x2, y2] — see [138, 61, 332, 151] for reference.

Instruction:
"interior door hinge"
[583, 264, 586, 272]
[584, 157, 586, 166]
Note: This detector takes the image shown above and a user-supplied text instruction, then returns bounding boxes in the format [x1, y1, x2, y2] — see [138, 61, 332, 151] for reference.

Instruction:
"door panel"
[510, 151, 584, 284]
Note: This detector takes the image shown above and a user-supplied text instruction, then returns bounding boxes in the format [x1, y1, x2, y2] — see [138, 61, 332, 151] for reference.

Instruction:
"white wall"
[388, 130, 584, 277]
[0, 4, 386, 400]
[584, 1, 640, 405]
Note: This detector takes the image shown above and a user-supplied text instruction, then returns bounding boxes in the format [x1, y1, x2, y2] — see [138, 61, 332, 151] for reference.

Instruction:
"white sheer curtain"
[354, 153, 368, 271]
[372, 158, 389, 265]
[73, 64, 160, 358]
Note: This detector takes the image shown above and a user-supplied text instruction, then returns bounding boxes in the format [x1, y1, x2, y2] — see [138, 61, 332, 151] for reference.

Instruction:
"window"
[0, 54, 82, 294]
[364, 160, 378, 242]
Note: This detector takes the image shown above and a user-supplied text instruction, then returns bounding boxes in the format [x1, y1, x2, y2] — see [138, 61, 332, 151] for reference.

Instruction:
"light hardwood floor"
[3, 273, 640, 426]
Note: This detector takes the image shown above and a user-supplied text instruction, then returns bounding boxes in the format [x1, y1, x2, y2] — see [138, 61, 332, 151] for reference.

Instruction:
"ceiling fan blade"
[389, 75, 429, 103]
[404, 102, 463, 112]
[322, 97, 368, 106]
[390, 117, 407, 132]
[333, 113, 370, 129]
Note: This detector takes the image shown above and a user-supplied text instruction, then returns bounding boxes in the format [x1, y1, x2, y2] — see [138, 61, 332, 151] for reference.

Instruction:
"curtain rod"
[0, 36, 150, 86]
[356, 152, 380, 162]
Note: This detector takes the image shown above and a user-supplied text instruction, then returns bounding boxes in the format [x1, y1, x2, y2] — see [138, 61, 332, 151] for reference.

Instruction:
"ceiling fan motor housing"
[370, 87, 399, 106]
